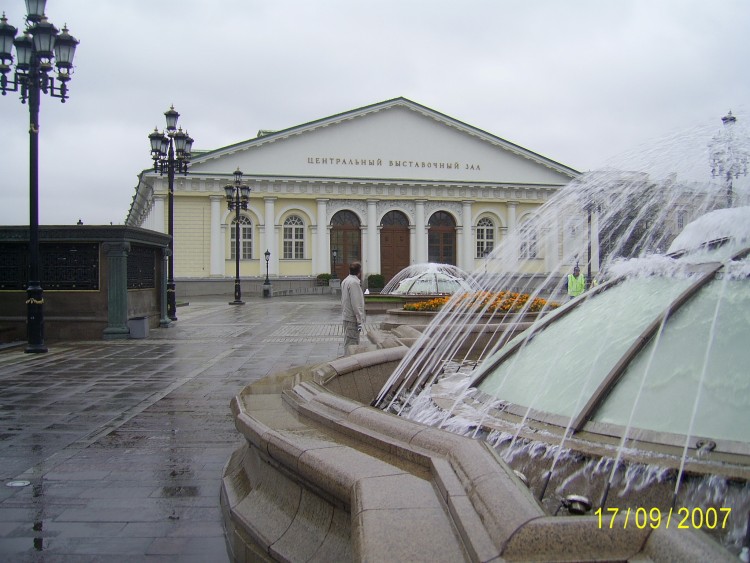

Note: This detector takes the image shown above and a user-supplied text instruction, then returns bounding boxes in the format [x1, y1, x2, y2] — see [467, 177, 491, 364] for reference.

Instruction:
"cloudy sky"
[1, 0, 749, 225]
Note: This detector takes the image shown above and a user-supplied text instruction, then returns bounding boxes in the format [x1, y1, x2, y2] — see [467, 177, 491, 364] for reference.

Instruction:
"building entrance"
[330, 210, 361, 280]
[428, 211, 456, 265]
[379, 211, 410, 282]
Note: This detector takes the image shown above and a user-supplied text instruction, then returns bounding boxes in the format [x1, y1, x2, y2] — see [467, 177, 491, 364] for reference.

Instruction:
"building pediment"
[188, 98, 578, 185]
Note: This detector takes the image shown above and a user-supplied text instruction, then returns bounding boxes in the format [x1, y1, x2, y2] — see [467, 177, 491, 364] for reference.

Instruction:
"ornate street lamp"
[263, 249, 271, 297]
[1, 4, 79, 353]
[224, 168, 250, 305]
[710, 110, 748, 208]
[149, 106, 193, 320]
[331, 248, 338, 279]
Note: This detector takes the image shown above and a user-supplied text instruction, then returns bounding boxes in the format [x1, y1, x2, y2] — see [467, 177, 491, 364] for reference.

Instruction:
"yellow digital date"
[595, 506, 731, 530]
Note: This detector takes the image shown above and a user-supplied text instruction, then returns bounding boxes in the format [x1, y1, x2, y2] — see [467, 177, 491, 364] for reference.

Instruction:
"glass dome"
[381, 263, 478, 295]
[471, 207, 750, 453]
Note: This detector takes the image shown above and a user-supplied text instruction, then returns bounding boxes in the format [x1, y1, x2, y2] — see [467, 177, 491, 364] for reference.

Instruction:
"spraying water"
[373, 112, 750, 553]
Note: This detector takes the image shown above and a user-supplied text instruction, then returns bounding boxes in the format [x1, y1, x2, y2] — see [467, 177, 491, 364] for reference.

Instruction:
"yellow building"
[126, 98, 582, 291]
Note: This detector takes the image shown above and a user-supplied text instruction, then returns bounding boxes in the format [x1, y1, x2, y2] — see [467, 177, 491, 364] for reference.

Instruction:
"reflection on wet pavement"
[0, 295, 347, 561]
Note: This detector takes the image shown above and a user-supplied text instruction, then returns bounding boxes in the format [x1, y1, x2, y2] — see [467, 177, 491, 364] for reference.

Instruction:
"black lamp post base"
[25, 342, 48, 354]
[167, 282, 177, 321]
[230, 280, 244, 305]
[25, 285, 47, 354]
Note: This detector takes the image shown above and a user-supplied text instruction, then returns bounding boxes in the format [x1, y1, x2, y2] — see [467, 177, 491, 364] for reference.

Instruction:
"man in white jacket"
[341, 261, 366, 350]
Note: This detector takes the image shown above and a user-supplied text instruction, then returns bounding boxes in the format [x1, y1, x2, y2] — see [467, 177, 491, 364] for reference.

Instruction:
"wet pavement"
[0, 294, 355, 562]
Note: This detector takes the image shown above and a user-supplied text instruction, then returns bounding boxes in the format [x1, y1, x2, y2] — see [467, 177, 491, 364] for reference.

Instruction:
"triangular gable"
[188, 97, 579, 185]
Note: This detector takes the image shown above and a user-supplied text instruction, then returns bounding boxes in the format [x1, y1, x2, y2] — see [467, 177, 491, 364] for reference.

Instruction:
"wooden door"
[330, 210, 361, 279]
[428, 211, 456, 265]
[380, 211, 410, 282]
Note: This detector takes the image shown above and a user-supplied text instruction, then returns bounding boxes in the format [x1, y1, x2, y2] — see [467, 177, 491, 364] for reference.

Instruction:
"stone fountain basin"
[220, 344, 735, 562]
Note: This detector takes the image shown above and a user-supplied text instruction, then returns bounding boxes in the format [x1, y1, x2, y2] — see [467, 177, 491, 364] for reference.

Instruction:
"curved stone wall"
[221, 345, 736, 562]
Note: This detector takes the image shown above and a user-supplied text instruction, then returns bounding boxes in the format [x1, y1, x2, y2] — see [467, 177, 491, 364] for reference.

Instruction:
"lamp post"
[149, 106, 193, 320]
[1, 4, 79, 353]
[331, 248, 338, 279]
[224, 168, 250, 305]
[710, 110, 748, 208]
[263, 249, 271, 297]
[586, 204, 592, 288]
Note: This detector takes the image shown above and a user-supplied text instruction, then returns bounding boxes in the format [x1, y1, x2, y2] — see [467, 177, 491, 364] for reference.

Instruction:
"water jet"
[222, 115, 750, 561]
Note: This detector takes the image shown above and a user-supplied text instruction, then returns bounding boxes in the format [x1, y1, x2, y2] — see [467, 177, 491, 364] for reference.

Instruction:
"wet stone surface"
[0, 295, 348, 561]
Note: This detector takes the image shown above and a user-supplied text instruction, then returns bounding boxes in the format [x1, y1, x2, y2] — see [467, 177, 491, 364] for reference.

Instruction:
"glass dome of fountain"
[471, 207, 750, 454]
[381, 263, 478, 295]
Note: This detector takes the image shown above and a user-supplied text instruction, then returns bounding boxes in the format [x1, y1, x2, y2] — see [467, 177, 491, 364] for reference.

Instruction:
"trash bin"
[128, 316, 149, 339]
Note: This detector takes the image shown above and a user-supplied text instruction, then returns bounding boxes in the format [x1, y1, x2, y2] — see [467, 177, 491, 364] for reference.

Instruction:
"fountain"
[383, 206, 750, 552]
[380, 263, 478, 295]
[221, 113, 750, 562]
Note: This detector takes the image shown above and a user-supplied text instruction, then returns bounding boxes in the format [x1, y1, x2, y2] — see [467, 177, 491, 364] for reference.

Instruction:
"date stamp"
[595, 507, 732, 530]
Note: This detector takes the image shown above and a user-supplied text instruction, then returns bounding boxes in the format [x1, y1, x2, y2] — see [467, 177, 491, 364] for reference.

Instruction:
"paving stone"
[0, 294, 357, 561]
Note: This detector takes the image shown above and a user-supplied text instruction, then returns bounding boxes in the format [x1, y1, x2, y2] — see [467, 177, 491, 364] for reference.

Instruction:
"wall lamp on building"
[1, 3, 79, 353]
[149, 106, 193, 320]
[225, 167, 250, 305]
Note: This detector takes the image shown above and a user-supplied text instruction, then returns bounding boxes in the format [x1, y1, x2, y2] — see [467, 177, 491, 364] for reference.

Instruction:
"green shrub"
[316, 273, 332, 285]
[367, 274, 385, 289]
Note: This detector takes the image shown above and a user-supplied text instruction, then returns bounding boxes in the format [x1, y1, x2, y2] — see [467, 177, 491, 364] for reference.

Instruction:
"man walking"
[341, 261, 366, 351]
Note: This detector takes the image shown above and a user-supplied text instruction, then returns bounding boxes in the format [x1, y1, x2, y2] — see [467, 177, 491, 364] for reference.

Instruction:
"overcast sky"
[1, 0, 749, 226]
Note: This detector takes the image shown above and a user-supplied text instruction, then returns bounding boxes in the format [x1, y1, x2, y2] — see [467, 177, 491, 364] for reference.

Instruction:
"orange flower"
[403, 291, 560, 313]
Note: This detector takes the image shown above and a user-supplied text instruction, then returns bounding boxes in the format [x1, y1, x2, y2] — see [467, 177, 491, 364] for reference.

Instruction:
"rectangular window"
[677, 210, 687, 231]
[476, 241, 494, 258]
[231, 223, 252, 260]
[283, 225, 304, 259]
[520, 239, 537, 259]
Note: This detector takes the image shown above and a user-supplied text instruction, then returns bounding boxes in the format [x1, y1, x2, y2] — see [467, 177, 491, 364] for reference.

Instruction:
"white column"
[592, 210, 600, 276]
[316, 199, 329, 275]
[415, 200, 426, 263]
[507, 201, 519, 266]
[545, 216, 559, 273]
[409, 226, 416, 264]
[462, 200, 473, 271]
[220, 223, 227, 274]
[152, 195, 166, 233]
[264, 197, 277, 276]
[209, 195, 224, 276]
[366, 200, 378, 276]
[141, 205, 152, 231]
[507, 201, 518, 233]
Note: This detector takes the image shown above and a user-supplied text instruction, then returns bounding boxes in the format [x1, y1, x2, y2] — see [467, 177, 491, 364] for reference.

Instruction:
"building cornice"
[148, 172, 559, 203]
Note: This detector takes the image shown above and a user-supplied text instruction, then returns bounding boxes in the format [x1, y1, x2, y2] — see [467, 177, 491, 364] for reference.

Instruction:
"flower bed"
[402, 291, 560, 313]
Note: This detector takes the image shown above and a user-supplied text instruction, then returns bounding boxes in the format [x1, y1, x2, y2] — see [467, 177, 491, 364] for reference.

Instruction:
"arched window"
[231, 216, 252, 260]
[381, 210, 409, 227]
[476, 217, 495, 258]
[283, 215, 305, 259]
